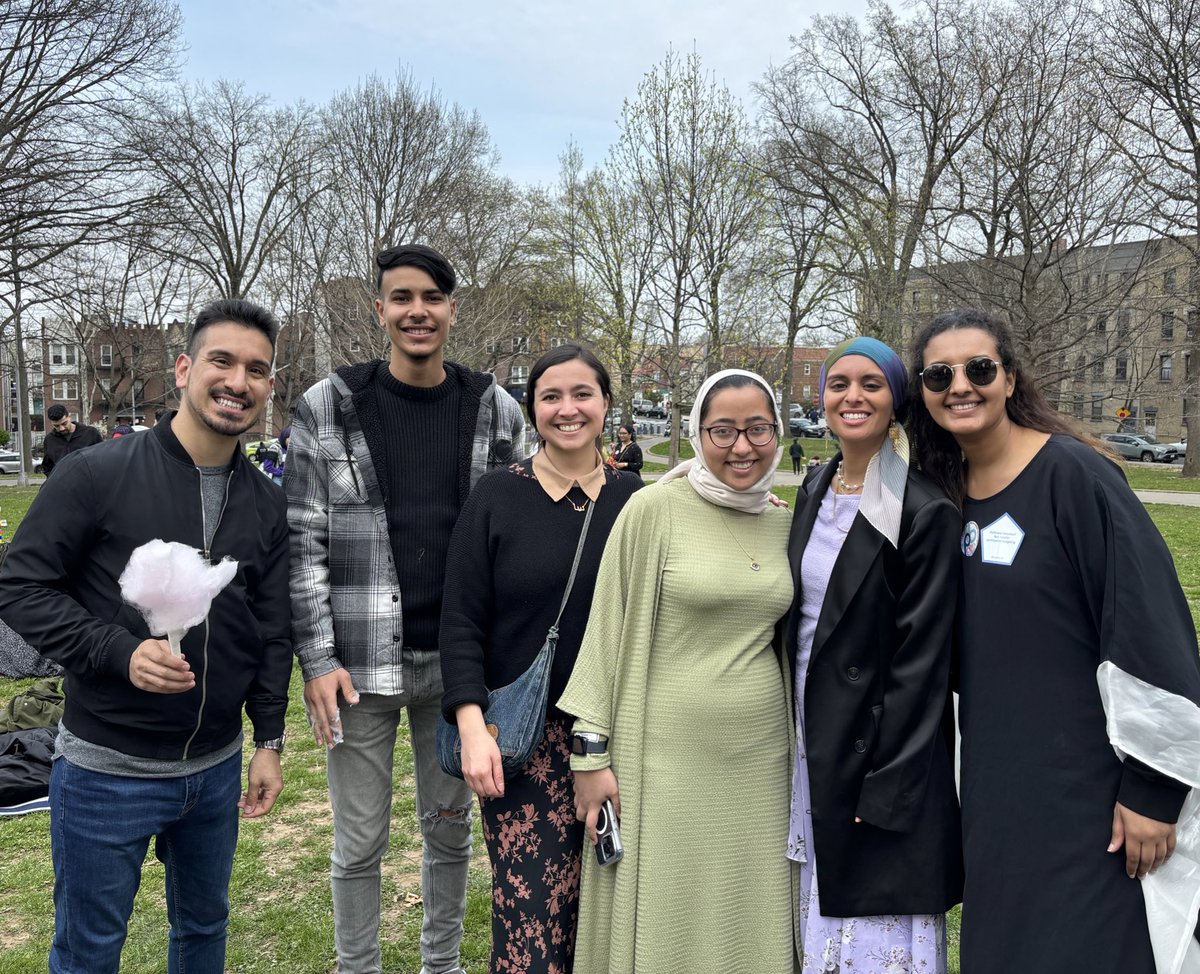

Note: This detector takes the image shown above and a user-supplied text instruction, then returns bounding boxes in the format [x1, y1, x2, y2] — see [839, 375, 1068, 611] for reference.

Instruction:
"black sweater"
[439, 460, 643, 722]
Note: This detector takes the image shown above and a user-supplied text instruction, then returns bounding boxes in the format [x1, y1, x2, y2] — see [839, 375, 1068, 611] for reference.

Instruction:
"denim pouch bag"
[439, 502, 595, 779]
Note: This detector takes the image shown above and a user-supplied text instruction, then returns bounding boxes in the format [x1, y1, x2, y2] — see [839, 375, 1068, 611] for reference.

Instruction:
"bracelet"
[254, 734, 285, 753]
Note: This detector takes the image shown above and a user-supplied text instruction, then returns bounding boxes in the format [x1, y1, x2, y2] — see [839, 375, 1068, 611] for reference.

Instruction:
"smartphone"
[595, 798, 624, 867]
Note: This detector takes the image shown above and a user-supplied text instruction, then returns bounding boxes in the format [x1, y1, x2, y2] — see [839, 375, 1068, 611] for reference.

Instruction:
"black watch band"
[571, 732, 608, 755]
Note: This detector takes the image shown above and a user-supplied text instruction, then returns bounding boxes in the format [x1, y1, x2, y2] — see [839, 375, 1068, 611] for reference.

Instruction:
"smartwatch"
[570, 731, 608, 755]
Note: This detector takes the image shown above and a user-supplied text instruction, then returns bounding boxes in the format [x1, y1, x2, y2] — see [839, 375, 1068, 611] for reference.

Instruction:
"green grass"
[1124, 464, 1200, 492]
[647, 437, 840, 471]
[3, 496, 1197, 971]
[0, 667, 493, 973]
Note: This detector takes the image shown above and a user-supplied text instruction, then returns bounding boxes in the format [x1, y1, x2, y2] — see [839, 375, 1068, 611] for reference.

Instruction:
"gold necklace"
[718, 509, 765, 571]
[567, 496, 591, 513]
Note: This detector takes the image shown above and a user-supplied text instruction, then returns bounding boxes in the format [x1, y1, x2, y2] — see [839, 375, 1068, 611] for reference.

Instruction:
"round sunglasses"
[919, 356, 1001, 393]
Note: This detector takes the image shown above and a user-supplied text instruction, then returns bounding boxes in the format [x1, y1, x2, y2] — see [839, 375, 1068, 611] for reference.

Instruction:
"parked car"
[632, 398, 653, 415]
[0, 450, 25, 474]
[790, 417, 829, 439]
[1099, 432, 1173, 463]
[1161, 437, 1187, 461]
[645, 402, 667, 419]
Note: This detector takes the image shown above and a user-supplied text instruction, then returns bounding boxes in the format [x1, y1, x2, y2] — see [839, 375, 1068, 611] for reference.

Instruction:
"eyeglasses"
[702, 423, 778, 448]
[919, 356, 1001, 393]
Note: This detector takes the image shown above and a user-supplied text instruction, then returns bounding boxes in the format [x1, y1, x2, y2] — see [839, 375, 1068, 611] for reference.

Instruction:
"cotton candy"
[119, 540, 238, 655]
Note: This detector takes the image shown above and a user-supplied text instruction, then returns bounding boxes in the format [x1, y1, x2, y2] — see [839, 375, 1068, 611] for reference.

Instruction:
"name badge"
[980, 513, 1024, 566]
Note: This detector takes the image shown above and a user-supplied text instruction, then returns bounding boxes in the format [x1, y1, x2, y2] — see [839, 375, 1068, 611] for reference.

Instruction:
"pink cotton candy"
[119, 540, 238, 639]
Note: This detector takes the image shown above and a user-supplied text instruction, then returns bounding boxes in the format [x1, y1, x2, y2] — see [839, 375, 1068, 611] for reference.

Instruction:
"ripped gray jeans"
[326, 648, 473, 974]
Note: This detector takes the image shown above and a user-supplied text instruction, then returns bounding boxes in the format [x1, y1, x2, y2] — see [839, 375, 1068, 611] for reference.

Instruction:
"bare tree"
[0, 0, 179, 478]
[124, 80, 322, 300]
[614, 49, 736, 465]
[1100, 0, 1200, 475]
[759, 0, 1013, 345]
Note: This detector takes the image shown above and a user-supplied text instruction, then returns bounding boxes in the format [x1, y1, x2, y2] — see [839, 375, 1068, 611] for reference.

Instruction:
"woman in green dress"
[558, 368, 798, 974]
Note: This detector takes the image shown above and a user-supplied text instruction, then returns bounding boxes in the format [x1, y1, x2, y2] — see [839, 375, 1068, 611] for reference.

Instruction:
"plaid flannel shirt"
[286, 360, 525, 694]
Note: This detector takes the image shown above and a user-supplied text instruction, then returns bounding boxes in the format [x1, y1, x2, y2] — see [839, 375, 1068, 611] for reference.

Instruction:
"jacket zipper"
[182, 465, 234, 759]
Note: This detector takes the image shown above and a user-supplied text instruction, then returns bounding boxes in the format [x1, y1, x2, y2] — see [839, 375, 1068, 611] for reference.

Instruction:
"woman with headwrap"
[558, 369, 797, 974]
[785, 337, 963, 972]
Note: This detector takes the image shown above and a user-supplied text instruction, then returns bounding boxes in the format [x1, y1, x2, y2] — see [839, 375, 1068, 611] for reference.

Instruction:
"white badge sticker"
[980, 512, 1024, 566]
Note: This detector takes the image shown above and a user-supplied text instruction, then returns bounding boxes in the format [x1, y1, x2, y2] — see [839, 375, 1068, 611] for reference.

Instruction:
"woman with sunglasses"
[786, 337, 962, 973]
[908, 308, 1200, 974]
[558, 369, 797, 974]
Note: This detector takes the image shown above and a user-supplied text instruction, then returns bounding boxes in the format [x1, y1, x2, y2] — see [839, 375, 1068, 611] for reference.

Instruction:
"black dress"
[956, 435, 1200, 973]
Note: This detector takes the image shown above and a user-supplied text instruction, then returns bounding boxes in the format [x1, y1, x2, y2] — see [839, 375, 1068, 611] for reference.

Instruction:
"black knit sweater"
[439, 459, 643, 722]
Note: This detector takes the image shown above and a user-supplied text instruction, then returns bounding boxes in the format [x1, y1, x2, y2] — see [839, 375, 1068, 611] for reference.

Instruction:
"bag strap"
[548, 500, 596, 637]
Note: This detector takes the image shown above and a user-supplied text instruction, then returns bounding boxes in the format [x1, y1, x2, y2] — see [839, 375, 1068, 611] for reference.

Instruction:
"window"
[1091, 394, 1104, 421]
[348, 337, 362, 354]
[1164, 268, 1176, 292]
[548, 336, 568, 348]
[1092, 359, 1104, 380]
[1095, 315, 1107, 334]
[509, 365, 528, 384]
[803, 362, 812, 376]
[1162, 313, 1175, 338]
[1186, 352, 1192, 381]
[50, 343, 77, 366]
[1081, 273, 1091, 295]
[51, 379, 78, 399]
[912, 290, 921, 310]
[1072, 394, 1083, 418]
[1117, 310, 1131, 337]
[1075, 353, 1086, 377]
[511, 336, 528, 354]
[1188, 310, 1198, 339]
[484, 337, 500, 354]
[99, 344, 112, 367]
[1115, 357, 1128, 381]
[802, 385, 812, 400]
[1160, 354, 1173, 381]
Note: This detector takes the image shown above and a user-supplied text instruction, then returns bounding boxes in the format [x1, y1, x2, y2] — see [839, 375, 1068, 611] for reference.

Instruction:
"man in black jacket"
[0, 298, 292, 974]
[41, 403, 102, 476]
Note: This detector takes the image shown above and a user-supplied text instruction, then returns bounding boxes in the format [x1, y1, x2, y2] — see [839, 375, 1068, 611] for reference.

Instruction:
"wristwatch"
[570, 731, 608, 755]
[254, 734, 286, 754]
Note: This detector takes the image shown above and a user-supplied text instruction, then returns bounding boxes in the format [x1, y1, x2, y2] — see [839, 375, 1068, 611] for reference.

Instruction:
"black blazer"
[785, 456, 964, 917]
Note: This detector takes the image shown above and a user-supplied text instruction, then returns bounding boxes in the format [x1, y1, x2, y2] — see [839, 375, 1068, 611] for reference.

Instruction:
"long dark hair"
[906, 308, 1107, 507]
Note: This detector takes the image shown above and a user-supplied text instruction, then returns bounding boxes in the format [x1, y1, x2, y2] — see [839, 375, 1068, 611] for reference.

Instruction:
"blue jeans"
[48, 750, 242, 974]
[327, 647, 473, 974]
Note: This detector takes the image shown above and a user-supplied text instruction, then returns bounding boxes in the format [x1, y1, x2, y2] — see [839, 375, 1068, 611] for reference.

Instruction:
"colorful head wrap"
[819, 336, 908, 418]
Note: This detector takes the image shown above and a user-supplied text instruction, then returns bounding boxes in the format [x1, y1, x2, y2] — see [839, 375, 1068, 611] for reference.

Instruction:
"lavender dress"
[787, 488, 945, 973]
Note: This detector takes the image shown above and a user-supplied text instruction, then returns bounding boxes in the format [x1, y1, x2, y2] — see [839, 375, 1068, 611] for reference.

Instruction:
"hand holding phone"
[595, 798, 623, 866]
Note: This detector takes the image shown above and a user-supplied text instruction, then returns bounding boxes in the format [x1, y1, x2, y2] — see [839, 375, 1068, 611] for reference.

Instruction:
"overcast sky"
[175, 0, 869, 187]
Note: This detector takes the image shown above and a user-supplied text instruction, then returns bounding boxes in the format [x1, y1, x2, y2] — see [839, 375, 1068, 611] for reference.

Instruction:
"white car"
[0, 449, 24, 474]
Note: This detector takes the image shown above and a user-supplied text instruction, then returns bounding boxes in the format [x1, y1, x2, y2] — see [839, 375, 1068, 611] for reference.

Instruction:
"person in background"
[908, 307, 1200, 974]
[41, 404, 102, 477]
[789, 436, 806, 474]
[441, 344, 642, 973]
[610, 424, 643, 478]
[787, 337, 961, 973]
[560, 368, 797, 974]
[287, 243, 525, 974]
[0, 298, 291, 974]
[262, 426, 289, 486]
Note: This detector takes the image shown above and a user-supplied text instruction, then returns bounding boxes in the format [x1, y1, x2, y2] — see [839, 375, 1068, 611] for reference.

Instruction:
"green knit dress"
[559, 477, 798, 974]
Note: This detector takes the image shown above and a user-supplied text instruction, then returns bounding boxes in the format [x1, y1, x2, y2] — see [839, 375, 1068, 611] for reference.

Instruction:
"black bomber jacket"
[0, 418, 292, 760]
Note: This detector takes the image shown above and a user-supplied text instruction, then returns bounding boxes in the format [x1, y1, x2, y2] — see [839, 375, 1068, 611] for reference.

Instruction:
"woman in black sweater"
[440, 344, 642, 974]
[611, 424, 643, 477]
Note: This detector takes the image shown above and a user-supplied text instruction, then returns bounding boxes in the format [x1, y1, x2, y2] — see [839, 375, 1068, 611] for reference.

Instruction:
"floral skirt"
[481, 716, 584, 974]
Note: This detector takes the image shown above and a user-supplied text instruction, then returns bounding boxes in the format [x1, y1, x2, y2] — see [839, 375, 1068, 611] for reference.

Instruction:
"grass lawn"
[1123, 464, 1200, 492]
[2, 493, 1197, 971]
[644, 437, 840, 474]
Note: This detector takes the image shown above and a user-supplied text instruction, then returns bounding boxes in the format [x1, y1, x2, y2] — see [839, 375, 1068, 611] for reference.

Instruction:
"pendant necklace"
[567, 495, 591, 513]
[833, 461, 864, 533]
[718, 509, 765, 571]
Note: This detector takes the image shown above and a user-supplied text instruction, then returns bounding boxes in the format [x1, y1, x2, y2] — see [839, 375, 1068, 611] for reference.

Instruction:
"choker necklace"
[718, 509, 765, 571]
[836, 461, 864, 494]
